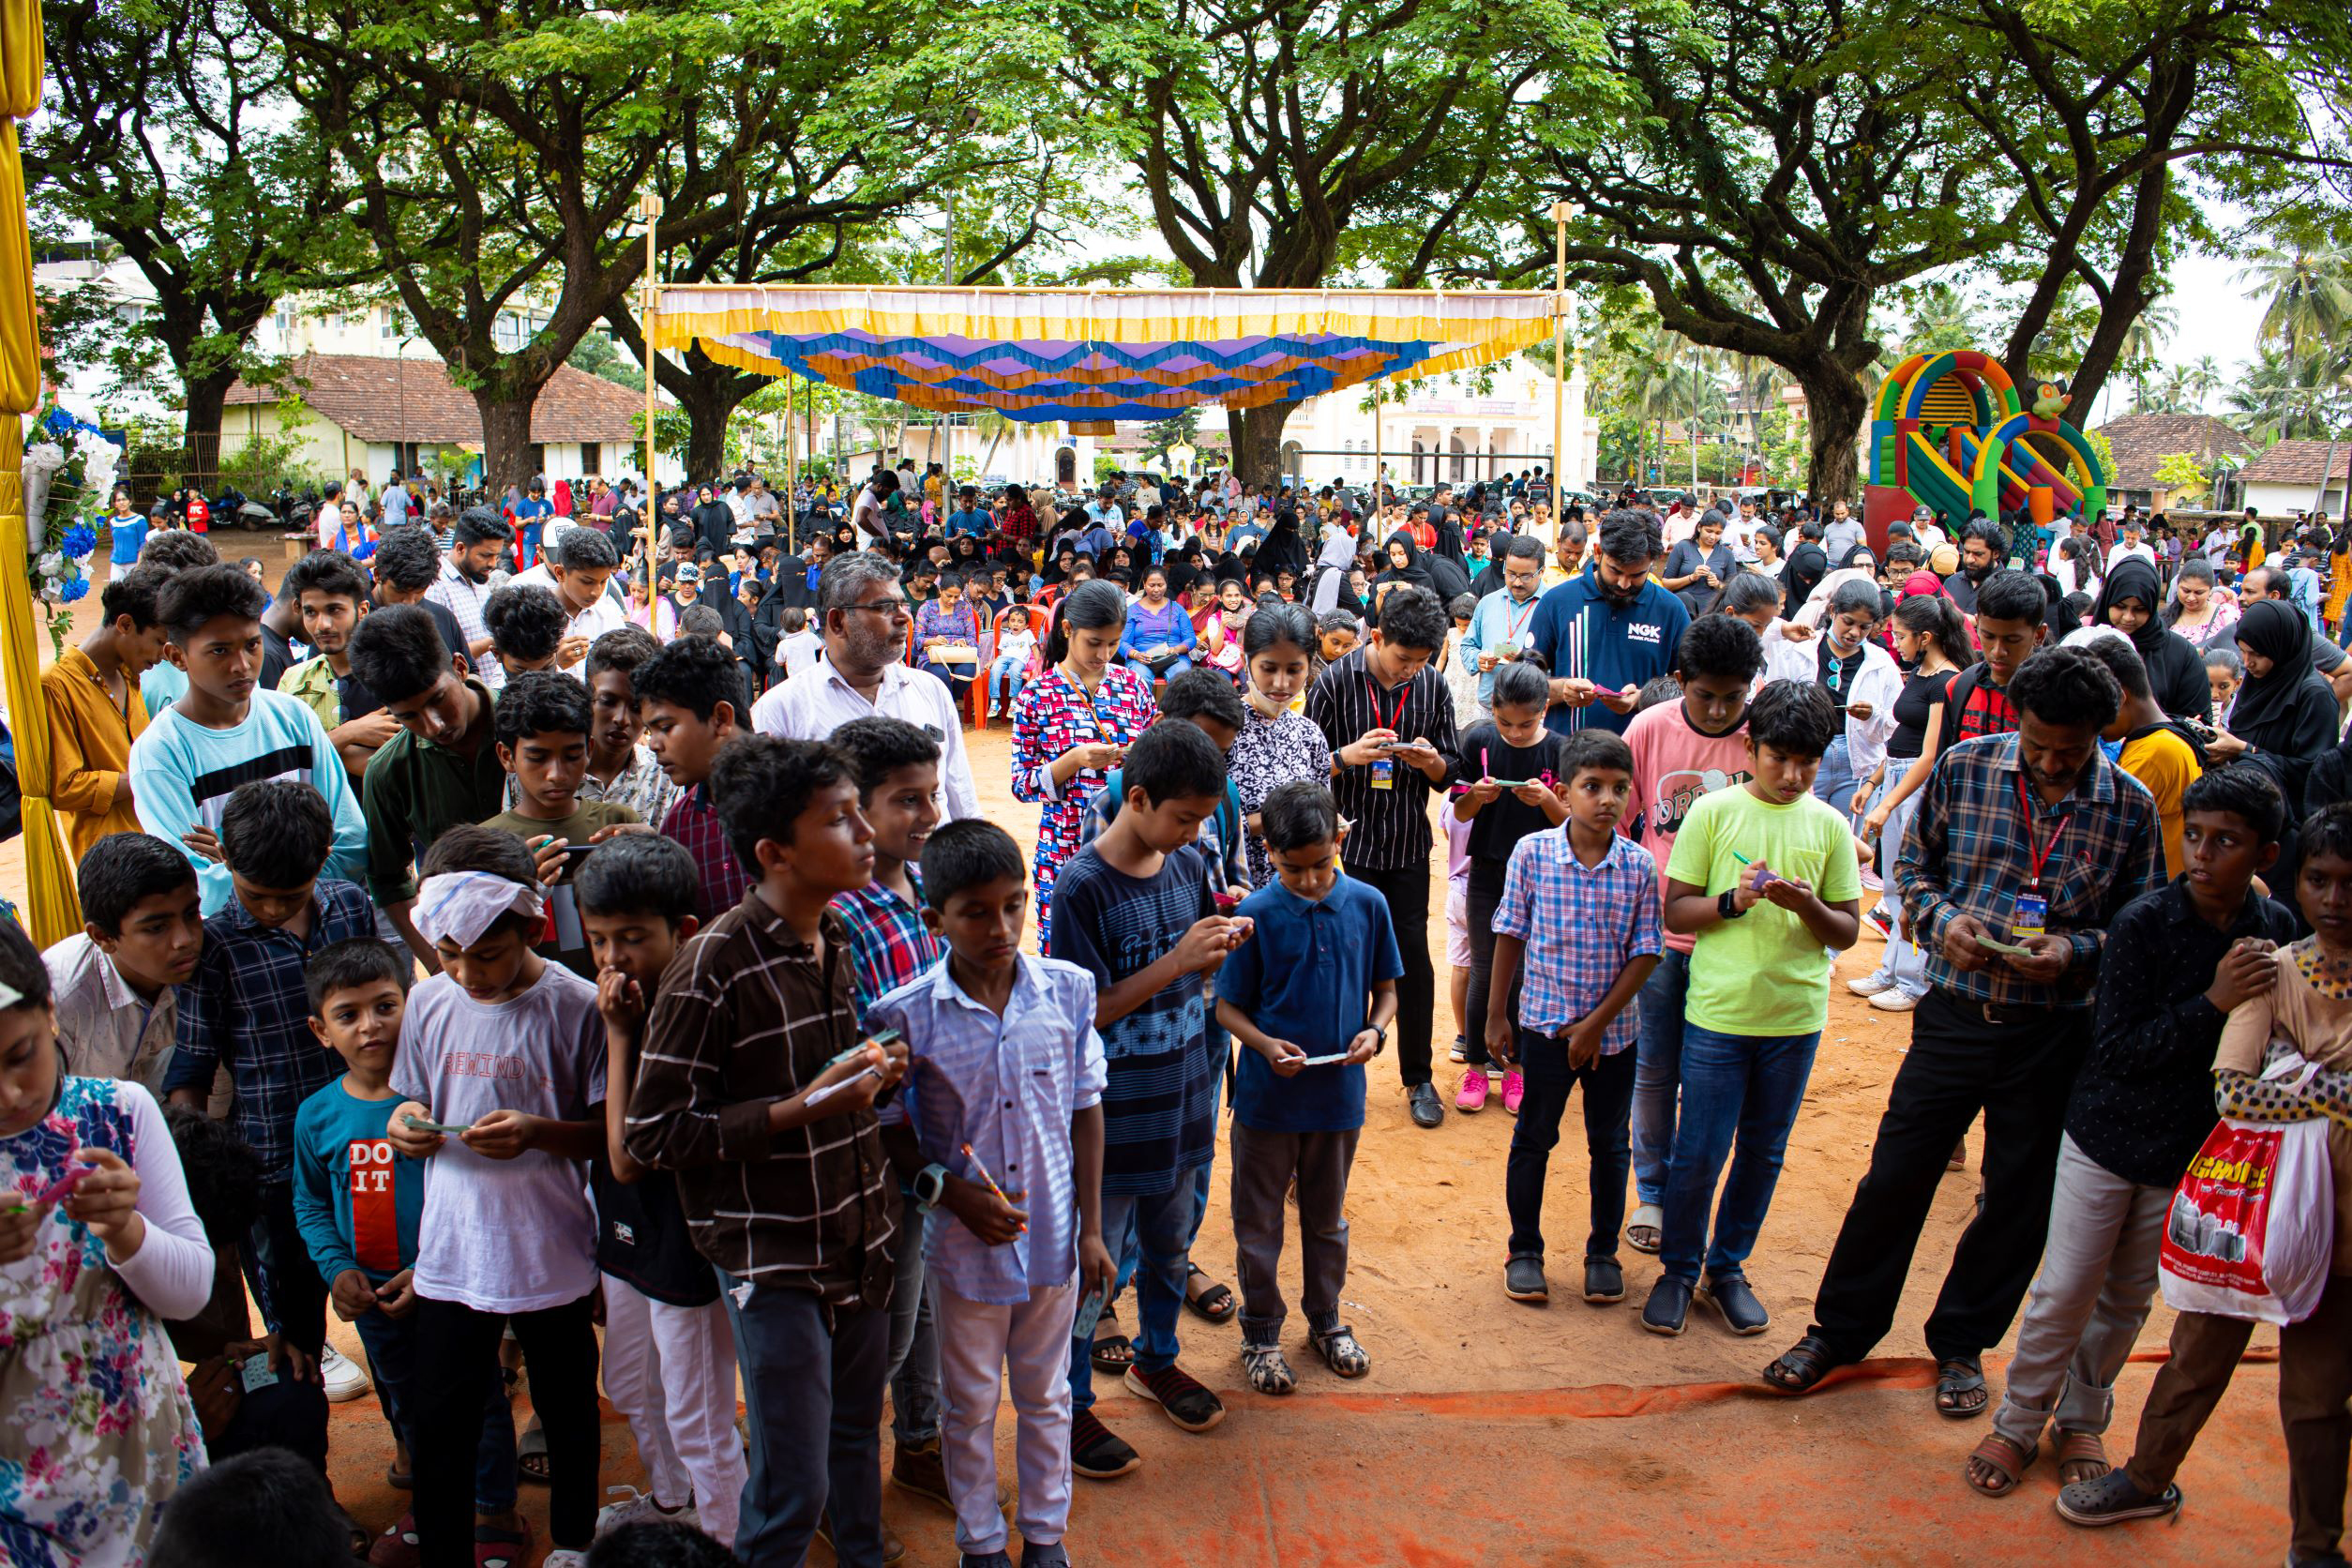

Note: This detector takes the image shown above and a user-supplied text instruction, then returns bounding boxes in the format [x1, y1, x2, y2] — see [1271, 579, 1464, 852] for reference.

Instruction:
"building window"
[579, 442, 601, 476]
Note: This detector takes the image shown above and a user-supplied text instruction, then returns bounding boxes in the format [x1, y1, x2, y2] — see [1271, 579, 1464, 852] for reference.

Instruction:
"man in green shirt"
[349, 603, 506, 967]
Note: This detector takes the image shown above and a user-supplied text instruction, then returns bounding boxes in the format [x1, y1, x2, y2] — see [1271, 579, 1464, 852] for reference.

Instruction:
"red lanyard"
[1365, 674, 1410, 735]
[1501, 596, 1537, 642]
[2016, 771, 2070, 886]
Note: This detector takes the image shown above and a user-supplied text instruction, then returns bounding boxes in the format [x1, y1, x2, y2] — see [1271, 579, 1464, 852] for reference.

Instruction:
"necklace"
[88, 657, 130, 733]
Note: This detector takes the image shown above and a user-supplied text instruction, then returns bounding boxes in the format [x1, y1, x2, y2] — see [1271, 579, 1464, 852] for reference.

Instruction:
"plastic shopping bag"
[2157, 1053, 2335, 1325]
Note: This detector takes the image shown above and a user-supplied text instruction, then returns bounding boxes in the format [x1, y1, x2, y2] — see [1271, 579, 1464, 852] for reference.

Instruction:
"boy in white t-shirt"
[386, 824, 608, 1568]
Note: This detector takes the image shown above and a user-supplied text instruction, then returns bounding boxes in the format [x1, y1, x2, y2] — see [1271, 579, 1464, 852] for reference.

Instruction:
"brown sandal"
[1963, 1433, 2036, 1498]
[2055, 1428, 2110, 1485]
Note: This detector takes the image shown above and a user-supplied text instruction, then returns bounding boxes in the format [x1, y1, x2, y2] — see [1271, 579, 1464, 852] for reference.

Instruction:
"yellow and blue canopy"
[648, 285, 1561, 423]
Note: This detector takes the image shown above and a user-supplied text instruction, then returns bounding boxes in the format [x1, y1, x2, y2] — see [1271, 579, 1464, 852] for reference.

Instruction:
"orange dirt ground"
[0, 534, 2302, 1565]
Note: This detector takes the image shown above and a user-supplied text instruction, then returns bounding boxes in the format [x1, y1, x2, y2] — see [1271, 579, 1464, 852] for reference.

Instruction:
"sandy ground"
[0, 533, 2297, 1564]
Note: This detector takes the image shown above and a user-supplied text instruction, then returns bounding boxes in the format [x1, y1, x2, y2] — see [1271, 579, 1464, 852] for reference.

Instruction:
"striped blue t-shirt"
[1047, 841, 1217, 1196]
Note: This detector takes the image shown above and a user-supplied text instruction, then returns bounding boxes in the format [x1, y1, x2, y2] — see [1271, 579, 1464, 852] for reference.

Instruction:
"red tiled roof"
[225, 354, 656, 445]
[2089, 414, 2253, 489]
[2239, 438, 2352, 487]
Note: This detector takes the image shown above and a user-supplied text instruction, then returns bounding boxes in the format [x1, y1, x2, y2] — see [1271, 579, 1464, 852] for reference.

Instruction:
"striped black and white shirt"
[1304, 644, 1462, 871]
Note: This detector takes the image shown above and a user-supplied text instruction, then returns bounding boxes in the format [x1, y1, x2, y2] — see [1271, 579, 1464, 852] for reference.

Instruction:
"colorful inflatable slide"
[1863, 348, 2110, 548]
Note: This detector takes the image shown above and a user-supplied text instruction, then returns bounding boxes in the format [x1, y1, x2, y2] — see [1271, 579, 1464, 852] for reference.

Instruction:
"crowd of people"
[6, 453, 2350, 1568]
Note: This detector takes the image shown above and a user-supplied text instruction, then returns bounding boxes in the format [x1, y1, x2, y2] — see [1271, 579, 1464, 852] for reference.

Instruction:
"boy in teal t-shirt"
[1646, 680, 1862, 1339]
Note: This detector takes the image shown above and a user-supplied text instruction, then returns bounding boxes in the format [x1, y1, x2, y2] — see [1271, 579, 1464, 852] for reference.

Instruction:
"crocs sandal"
[1935, 1356, 1989, 1419]
[475, 1517, 533, 1568]
[1183, 1264, 1237, 1325]
[1308, 1323, 1369, 1380]
[1963, 1433, 2036, 1498]
[367, 1512, 421, 1568]
[517, 1420, 550, 1485]
[1626, 1203, 1664, 1256]
[1242, 1341, 1296, 1395]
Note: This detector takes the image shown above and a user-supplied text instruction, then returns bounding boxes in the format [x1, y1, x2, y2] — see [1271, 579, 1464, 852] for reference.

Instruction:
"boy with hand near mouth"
[1648, 680, 1861, 1339]
[872, 820, 1114, 1568]
[293, 938, 521, 1564]
[1487, 730, 1662, 1310]
[385, 824, 609, 1568]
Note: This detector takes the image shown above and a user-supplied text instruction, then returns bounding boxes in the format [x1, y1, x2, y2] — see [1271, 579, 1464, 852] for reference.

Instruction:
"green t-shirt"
[479, 800, 642, 977]
[1666, 784, 1862, 1036]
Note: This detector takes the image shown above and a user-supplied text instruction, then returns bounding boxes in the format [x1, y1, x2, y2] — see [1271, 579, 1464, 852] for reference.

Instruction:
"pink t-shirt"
[1621, 698, 1755, 955]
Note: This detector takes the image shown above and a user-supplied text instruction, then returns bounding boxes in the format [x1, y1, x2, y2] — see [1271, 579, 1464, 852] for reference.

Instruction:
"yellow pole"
[638, 192, 662, 599]
[1551, 201, 1569, 509]
[785, 375, 798, 551]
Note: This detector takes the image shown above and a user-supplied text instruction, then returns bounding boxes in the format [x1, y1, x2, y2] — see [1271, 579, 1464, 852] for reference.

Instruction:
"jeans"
[353, 1301, 520, 1513]
[1811, 735, 1859, 829]
[1191, 1034, 1227, 1238]
[988, 654, 1027, 707]
[1860, 782, 1929, 997]
[1504, 1032, 1636, 1259]
[886, 1223, 942, 1447]
[518, 520, 542, 568]
[413, 1294, 599, 1563]
[1631, 948, 1691, 1208]
[1806, 990, 2089, 1363]
[1991, 1134, 2169, 1452]
[722, 1278, 891, 1568]
[1067, 1181, 1197, 1410]
[1659, 1024, 1821, 1285]
[1349, 861, 1436, 1088]
[1124, 653, 1194, 683]
[921, 659, 975, 702]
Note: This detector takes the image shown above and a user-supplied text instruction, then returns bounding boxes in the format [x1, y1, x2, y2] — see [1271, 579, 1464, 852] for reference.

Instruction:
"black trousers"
[1349, 860, 1435, 1088]
[1806, 989, 2089, 1364]
[413, 1293, 600, 1563]
[1505, 1033, 1636, 1259]
[241, 1179, 327, 1359]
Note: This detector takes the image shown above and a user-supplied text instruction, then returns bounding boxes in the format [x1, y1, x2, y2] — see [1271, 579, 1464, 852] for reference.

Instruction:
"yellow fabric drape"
[0, 0, 83, 942]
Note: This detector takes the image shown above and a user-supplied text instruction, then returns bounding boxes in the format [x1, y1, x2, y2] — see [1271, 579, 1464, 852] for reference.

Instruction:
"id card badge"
[2010, 888, 2048, 940]
[1369, 756, 1396, 792]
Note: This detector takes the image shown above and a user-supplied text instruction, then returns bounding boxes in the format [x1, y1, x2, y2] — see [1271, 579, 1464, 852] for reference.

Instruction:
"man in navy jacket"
[1528, 508, 1690, 738]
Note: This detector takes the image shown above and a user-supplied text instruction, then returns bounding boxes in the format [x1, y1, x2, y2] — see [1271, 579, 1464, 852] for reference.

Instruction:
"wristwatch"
[1371, 1025, 1388, 1054]
[1718, 889, 1747, 921]
[912, 1163, 950, 1214]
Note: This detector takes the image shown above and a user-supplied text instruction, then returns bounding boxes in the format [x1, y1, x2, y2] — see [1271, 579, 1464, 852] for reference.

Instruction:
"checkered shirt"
[1490, 825, 1662, 1047]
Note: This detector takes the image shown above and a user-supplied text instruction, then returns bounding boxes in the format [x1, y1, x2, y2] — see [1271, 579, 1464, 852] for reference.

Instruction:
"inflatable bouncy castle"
[1864, 348, 2111, 552]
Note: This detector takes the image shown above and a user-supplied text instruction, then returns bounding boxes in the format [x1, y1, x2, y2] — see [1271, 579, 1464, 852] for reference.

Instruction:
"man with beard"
[1528, 509, 1690, 738]
[750, 550, 980, 820]
[1944, 518, 2008, 615]
[1821, 498, 1866, 561]
[425, 506, 514, 690]
[1762, 647, 2163, 1419]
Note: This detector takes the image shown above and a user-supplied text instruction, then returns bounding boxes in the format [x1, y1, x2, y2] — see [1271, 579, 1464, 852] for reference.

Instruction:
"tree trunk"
[675, 372, 735, 483]
[181, 369, 236, 456]
[1790, 358, 1868, 503]
[473, 389, 539, 495]
[1229, 401, 1298, 489]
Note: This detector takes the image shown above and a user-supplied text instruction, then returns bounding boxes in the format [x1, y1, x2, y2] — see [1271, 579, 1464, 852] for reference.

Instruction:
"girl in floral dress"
[1012, 579, 1159, 952]
[1224, 602, 1334, 887]
[0, 921, 213, 1566]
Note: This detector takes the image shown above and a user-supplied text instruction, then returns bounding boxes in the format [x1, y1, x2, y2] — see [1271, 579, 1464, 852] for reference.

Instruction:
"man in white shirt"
[426, 507, 513, 689]
[750, 552, 980, 820]
[852, 469, 900, 544]
[1084, 486, 1124, 533]
[2106, 518, 2157, 571]
[507, 527, 628, 668]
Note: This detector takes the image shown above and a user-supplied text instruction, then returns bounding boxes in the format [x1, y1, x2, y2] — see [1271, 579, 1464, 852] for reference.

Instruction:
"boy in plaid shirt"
[1486, 731, 1663, 1310]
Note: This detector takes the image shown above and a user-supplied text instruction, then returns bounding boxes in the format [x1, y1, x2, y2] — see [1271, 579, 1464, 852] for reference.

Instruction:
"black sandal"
[1936, 1356, 1989, 1419]
[1184, 1264, 1237, 1325]
[1089, 1306, 1136, 1375]
[1760, 1334, 1844, 1394]
[516, 1419, 550, 1484]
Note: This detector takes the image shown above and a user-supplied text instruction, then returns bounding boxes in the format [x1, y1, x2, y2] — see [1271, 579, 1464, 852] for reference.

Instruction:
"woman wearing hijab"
[1374, 530, 1436, 595]
[1255, 506, 1309, 582]
[2089, 556, 2209, 721]
[2213, 598, 2340, 813]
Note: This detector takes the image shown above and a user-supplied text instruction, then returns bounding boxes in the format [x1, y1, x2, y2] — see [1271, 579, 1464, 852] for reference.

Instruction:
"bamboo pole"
[786, 374, 798, 552]
[1551, 201, 1569, 516]
[639, 192, 662, 597]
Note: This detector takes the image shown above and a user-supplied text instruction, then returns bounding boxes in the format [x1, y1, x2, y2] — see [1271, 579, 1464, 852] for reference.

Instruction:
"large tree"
[1063, 0, 1599, 485]
[26, 0, 369, 462]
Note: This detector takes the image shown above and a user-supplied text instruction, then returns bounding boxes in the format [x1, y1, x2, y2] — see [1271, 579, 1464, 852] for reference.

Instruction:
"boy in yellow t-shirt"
[1646, 680, 1862, 1338]
[2080, 635, 2202, 880]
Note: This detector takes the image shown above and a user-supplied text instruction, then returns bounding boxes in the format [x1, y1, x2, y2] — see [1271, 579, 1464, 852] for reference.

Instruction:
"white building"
[1272, 361, 1597, 492]
[2238, 439, 2350, 520]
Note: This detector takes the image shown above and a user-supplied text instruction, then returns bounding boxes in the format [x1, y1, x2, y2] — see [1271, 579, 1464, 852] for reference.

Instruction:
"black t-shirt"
[593, 1162, 720, 1306]
[1665, 539, 1732, 614]
[1817, 639, 1862, 709]
[1458, 721, 1571, 867]
[260, 625, 294, 692]
[1889, 667, 1957, 759]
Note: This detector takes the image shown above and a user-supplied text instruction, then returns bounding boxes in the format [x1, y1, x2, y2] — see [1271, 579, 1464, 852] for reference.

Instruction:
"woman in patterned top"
[1012, 579, 1160, 951]
[1227, 603, 1334, 887]
[913, 567, 985, 704]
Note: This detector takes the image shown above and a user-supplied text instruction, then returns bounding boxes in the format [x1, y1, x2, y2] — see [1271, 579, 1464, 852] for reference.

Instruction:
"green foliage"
[2153, 452, 2212, 505]
[569, 333, 643, 393]
[1141, 409, 1200, 466]
[215, 428, 311, 493]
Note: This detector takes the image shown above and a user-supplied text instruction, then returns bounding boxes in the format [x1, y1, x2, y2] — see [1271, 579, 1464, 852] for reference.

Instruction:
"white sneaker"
[544, 1553, 591, 1568]
[1847, 974, 1894, 997]
[595, 1486, 695, 1538]
[320, 1343, 370, 1403]
[987, 698, 1001, 717]
[1869, 988, 1921, 1012]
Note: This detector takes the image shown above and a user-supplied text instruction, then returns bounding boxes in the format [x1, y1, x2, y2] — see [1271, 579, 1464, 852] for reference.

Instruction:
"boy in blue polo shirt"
[1215, 780, 1400, 1395]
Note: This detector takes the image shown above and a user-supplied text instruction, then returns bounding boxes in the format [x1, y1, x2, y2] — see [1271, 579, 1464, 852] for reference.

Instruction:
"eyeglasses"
[849, 597, 912, 622]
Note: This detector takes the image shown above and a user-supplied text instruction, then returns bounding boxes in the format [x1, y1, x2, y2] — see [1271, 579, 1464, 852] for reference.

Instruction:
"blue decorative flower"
[59, 576, 87, 603]
[59, 523, 97, 559]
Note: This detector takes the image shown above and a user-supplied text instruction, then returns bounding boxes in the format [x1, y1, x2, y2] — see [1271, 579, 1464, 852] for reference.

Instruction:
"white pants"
[934, 1273, 1078, 1555]
[600, 1273, 747, 1547]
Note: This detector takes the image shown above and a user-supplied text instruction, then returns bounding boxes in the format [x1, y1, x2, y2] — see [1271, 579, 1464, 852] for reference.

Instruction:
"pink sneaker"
[1500, 1068, 1525, 1116]
[1455, 1071, 1489, 1113]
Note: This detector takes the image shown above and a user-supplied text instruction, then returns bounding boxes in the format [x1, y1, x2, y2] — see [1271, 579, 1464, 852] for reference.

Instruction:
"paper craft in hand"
[239, 1350, 280, 1393]
[7, 1164, 89, 1214]
[1973, 931, 2037, 957]
[804, 1068, 882, 1108]
[401, 1113, 475, 1136]
[822, 1030, 901, 1072]
[1072, 1287, 1107, 1342]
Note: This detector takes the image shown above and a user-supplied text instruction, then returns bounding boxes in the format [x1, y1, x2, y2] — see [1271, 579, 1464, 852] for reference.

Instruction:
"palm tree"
[2239, 246, 2352, 505]
[2225, 345, 2346, 444]
[972, 410, 1019, 481]
[1901, 284, 1975, 355]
